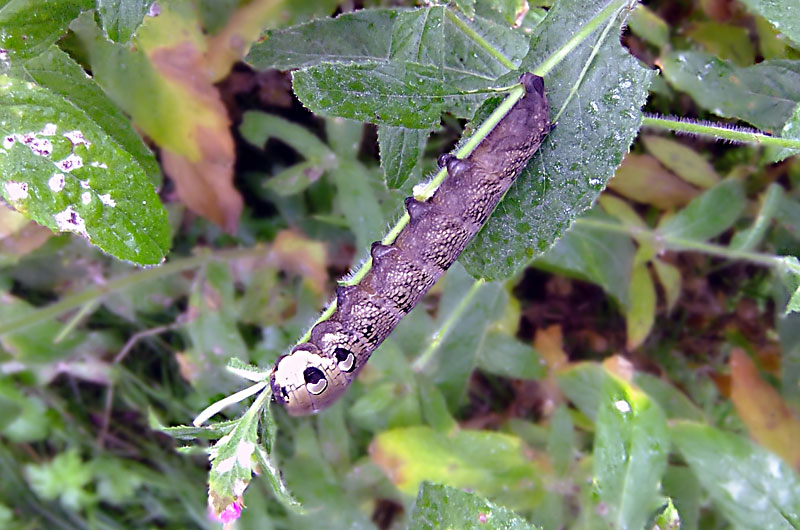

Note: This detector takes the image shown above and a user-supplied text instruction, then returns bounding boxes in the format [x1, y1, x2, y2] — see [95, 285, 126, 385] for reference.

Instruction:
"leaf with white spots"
[0, 68, 170, 265]
[207, 388, 302, 524]
[672, 421, 800, 530]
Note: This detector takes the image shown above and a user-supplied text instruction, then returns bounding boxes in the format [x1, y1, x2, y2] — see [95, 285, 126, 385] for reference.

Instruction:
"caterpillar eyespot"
[271, 73, 551, 415]
[303, 366, 328, 395]
[334, 347, 356, 372]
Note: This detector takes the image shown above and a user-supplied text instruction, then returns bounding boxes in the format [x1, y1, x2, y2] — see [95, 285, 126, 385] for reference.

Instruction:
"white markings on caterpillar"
[4, 181, 28, 201]
[3, 136, 15, 150]
[81, 192, 92, 205]
[57, 154, 83, 172]
[54, 206, 88, 237]
[90, 161, 108, 169]
[48, 173, 66, 192]
[40, 123, 57, 136]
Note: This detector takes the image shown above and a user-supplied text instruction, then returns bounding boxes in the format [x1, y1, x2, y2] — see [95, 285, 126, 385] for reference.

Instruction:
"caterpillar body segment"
[270, 73, 551, 415]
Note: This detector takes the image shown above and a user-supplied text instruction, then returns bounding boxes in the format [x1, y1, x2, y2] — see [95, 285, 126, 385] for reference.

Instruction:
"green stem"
[0, 246, 269, 337]
[534, 0, 629, 77]
[53, 299, 99, 343]
[445, 9, 516, 71]
[552, 0, 624, 123]
[574, 217, 783, 268]
[412, 278, 485, 372]
[642, 115, 800, 149]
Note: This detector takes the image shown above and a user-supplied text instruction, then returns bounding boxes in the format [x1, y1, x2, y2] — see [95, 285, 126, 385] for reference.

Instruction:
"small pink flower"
[218, 501, 242, 524]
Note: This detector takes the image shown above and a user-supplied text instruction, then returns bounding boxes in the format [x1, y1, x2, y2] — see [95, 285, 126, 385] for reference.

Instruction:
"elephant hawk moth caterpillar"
[270, 73, 551, 415]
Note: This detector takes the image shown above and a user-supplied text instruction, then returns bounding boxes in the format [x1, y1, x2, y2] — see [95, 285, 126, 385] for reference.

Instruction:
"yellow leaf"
[730, 349, 800, 470]
[609, 154, 700, 209]
[626, 258, 656, 349]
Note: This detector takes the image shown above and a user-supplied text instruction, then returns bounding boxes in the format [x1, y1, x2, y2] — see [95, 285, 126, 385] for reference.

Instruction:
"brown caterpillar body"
[271, 73, 551, 415]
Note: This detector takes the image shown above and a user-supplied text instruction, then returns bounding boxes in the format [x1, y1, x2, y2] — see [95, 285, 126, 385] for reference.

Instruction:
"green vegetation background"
[1, 0, 800, 529]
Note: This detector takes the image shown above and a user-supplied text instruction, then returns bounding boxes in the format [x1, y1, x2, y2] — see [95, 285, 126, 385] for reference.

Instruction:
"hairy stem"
[642, 115, 800, 150]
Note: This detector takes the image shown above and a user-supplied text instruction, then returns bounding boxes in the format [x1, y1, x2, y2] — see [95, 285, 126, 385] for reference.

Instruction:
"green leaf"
[633, 372, 705, 422]
[660, 51, 800, 133]
[452, 0, 476, 18]
[240, 111, 336, 196]
[625, 257, 656, 350]
[0, 0, 93, 60]
[534, 210, 636, 310]
[330, 160, 387, 251]
[557, 362, 612, 421]
[207, 389, 262, 523]
[657, 179, 746, 243]
[547, 404, 575, 476]
[662, 466, 701, 530]
[371, 425, 543, 510]
[263, 6, 528, 128]
[409, 482, 540, 530]
[730, 183, 784, 251]
[25, 449, 94, 511]
[774, 105, 800, 162]
[97, 0, 153, 43]
[292, 61, 470, 129]
[0, 378, 51, 442]
[246, 8, 397, 70]
[378, 125, 429, 189]
[415, 265, 506, 408]
[781, 256, 800, 315]
[737, 0, 800, 49]
[686, 22, 755, 66]
[18, 46, 161, 186]
[652, 258, 682, 313]
[627, 4, 668, 49]
[255, 404, 304, 513]
[476, 331, 545, 380]
[240, 111, 333, 162]
[0, 67, 169, 265]
[418, 376, 458, 433]
[641, 135, 719, 189]
[184, 262, 249, 394]
[248, 7, 527, 81]
[0, 291, 87, 363]
[461, 0, 653, 279]
[593, 375, 668, 530]
[671, 421, 800, 530]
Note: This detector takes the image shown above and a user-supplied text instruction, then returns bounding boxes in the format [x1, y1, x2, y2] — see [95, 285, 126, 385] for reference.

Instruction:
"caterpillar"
[270, 73, 550, 416]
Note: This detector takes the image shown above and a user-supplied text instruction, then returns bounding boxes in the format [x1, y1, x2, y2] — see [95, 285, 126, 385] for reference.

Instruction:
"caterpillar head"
[270, 333, 360, 415]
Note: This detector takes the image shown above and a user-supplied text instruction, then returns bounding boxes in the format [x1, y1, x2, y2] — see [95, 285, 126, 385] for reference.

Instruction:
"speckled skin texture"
[271, 74, 551, 415]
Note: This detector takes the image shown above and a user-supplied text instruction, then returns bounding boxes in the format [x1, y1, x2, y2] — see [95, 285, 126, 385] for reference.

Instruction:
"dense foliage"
[1, 0, 800, 529]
